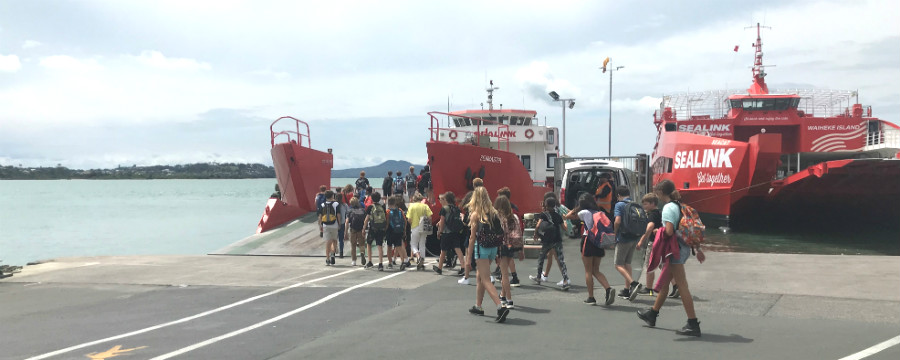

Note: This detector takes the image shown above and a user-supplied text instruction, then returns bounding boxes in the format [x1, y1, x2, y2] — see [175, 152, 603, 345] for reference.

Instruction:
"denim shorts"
[474, 243, 498, 260]
[670, 242, 692, 265]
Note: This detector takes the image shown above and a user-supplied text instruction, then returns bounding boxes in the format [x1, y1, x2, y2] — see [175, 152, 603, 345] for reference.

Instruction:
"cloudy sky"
[1, 0, 897, 170]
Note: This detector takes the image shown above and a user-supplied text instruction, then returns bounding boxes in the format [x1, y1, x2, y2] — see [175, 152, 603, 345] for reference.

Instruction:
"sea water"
[1, 179, 896, 266]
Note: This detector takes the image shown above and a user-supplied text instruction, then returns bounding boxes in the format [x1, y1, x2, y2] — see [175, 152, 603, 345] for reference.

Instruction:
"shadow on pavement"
[510, 305, 550, 314]
[499, 317, 537, 326]
[646, 326, 754, 343]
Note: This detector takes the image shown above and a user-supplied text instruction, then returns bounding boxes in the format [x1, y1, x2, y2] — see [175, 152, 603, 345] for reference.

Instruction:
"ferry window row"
[453, 116, 533, 127]
[653, 156, 673, 174]
[730, 98, 800, 111]
[520, 154, 557, 171]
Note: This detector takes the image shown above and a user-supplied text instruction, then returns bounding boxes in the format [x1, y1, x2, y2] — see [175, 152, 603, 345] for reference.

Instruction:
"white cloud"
[131, 50, 211, 71]
[0, 54, 21, 72]
[249, 69, 291, 80]
[39, 55, 103, 71]
[22, 40, 42, 49]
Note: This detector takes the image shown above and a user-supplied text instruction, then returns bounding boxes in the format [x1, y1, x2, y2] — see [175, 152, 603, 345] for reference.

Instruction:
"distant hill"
[332, 160, 426, 178]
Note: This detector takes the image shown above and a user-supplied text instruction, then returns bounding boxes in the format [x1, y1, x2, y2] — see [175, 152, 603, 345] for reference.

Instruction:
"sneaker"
[637, 308, 659, 327]
[490, 276, 496, 284]
[636, 287, 652, 296]
[618, 288, 631, 299]
[529, 274, 542, 285]
[325, 259, 331, 266]
[604, 288, 616, 306]
[399, 262, 407, 271]
[500, 297, 508, 308]
[583, 297, 597, 305]
[669, 285, 680, 298]
[510, 274, 520, 287]
[495, 307, 510, 323]
[469, 306, 484, 316]
[432, 265, 442, 275]
[456, 268, 465, 277]
[330, 255, 336, 265]
[458, 277, 470, 285]
[561, 281, 571, 291]
[506, 301, 515, 309]
[417, 264, 425, 271]
[628, 283, 641, 302]
[417, 257, 424, 266]
[359, 253, 366, 261]
[387, 263, 394, 270]
[675, 319, 702, 337]
[492, 266, 501, 277]
[365, 262, 374, 269]
[351, 261, 357, 266]
[392, 260, 398, 266]
[378, 263, 384, 271]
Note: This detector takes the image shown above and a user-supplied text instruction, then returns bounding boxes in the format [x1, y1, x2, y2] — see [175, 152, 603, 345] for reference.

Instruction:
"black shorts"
[499, 246, 522, 258]
[367, 230, 385, 246]
[440, 232, 461, 251]
[386, 230, 404, 247]
[580, 237, 606, 258]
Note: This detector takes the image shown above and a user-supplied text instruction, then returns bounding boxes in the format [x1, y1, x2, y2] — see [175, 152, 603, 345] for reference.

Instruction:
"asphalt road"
[1, 248, 898, 360]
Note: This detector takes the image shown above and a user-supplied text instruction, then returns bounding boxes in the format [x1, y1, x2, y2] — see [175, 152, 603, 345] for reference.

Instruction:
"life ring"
[449, 130, 458, 140]
[525, 129, 534, 139]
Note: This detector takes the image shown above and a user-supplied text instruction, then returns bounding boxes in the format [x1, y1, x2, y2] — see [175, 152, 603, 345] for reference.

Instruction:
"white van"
[559, 160, 635, 211]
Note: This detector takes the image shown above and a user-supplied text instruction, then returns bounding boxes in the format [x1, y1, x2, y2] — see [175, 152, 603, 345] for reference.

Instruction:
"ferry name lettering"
[478, 129, 518, 138]
[674, 148, 736, 169]
[807, 124, 861, 131]
[697, 172, 733, 186]
[678, 124, 731, 133]
[480, 155, 502, 164]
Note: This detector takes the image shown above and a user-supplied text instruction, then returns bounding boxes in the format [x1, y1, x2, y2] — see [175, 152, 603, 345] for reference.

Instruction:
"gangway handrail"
[270, 116, 312, 149]
[427, 111, 510, 152]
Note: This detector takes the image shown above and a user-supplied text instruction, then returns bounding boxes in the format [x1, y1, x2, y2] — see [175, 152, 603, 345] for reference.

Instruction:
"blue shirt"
[614, 197, 639, 242]
[661, 201, 688, 247]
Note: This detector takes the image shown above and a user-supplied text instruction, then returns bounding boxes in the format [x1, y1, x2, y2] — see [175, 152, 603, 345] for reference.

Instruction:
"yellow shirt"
[406, 202, 433, 229]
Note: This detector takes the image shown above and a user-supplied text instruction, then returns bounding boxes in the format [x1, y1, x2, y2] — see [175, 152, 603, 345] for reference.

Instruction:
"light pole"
[602, 58, 624, 157]
[548, 91, 575, 156]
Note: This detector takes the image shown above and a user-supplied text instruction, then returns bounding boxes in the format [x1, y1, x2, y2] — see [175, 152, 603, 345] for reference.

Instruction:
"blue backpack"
[389, 208, 406, 232]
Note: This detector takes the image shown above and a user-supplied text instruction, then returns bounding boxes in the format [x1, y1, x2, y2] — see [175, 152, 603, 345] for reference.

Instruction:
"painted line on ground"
[148, 269, 408, 360]
[25, 268, 356, 360]
[838, 334, 900, 360]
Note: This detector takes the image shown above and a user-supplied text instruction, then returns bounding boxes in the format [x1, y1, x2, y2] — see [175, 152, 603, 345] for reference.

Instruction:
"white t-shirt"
[320, 201, 341, 229]
[578, 209, 594, 235]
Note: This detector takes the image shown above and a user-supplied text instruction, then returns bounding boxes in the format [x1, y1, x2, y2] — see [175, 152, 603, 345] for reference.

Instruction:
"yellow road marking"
[85, 345, 147, 359]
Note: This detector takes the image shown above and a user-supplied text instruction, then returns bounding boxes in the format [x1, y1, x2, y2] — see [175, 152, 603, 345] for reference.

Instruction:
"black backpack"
[536, 211, 562, 243]
[444, 205, 465, 233]
[475, 215, 505, 248]
[620, 200, 649, 237]
[348, 207, 366, 231]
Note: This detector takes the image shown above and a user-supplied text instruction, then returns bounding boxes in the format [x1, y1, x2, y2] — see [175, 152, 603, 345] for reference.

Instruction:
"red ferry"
[426, 82, 559, 217]
[256, 116, 333, 233]
[651, 25, 900, 229]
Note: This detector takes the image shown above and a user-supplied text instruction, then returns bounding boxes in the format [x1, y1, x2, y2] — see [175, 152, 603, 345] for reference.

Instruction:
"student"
[388, 194, 409, 267]
[393, 170, 407, 202]
[635, 193, 661, 296]
[345, 197, 368, 266]
[536, 192, 563, 284]
[457, 191, 474, 284]
[465, 187, 510, 323]
[355, 171, 370, 201]
[495, 195, 522, 309]
[405, 166, 418, 200]
[317, 190, 341, 266]
[418, 166, 432, 201]
[335, 188, 349, 258]
[637, 179, 705, 337]
[342, 185, 354, 205]
[382, 171, 394, 198]
[613, 185, 641, 300]
[493, 188, 522, 287]
[530, 197, 571, 290]
[364, 188, 374, 208]
[407, 193, 433, 270]
[386, 196, 409, 270]
[434, 192, 467, 277]
[315, 185, 327, 209]
[565, 194, 615, 306]
[363, 192, 387, 270]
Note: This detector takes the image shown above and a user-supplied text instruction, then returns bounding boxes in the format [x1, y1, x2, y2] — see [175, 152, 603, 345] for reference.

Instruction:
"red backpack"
[586, 210, 615, 248]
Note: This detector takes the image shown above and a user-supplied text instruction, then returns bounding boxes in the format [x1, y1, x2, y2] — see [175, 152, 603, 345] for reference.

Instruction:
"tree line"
[0, 163, 276, 180]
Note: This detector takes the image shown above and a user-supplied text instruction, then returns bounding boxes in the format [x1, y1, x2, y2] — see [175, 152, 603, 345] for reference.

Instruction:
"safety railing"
[428, 111, 510, 152]
[866, 127, 900, 150]
[270, 116, 311, 149]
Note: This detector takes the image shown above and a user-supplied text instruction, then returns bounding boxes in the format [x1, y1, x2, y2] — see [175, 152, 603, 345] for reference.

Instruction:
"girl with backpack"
[636, 179, 705, 337]
[565, 194, 615, 306]
[434, 192, 467, 276]
[465, 187, 510, 323]
[530, 197, 571, 291]
[494, 196, 522, 309]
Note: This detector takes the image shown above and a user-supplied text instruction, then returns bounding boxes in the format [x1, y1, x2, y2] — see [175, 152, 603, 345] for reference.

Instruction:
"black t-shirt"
[537, 211, 564, 225]
[440, 205, 463, 234]
[382, 176, 392, 190]
[418, 172, 431, 193]
[648, 208, 662, 230]
[355, 177, 370, 190]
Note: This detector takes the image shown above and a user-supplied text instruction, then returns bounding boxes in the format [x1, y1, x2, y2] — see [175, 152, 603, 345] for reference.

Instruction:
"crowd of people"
[314, 168, 703, 335]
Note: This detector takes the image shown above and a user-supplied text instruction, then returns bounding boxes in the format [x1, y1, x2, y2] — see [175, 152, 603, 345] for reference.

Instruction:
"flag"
[601, 57, 610, 73]
[733, 45, 739, 52]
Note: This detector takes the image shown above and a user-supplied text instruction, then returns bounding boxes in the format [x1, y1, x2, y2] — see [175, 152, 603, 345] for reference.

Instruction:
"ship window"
[775, 98, 789, 110]
[730, 100, 742, 109]
[791, 98, 800, 108]
[524, 118, 532, 125]
[653, 157, 673, 174]
[548, 129, 555, 144]
[547, 153, 557, 169]
[521, 155, 531, 171]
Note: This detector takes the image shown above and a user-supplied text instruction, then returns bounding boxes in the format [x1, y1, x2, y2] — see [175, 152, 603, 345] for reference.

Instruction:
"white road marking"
[838, 334, 900, 360]
[24, 269, 356, 360]
[149, 270, 408, 360]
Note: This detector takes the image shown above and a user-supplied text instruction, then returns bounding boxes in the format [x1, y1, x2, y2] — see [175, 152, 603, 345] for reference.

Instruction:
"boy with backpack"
[382, 171, 394, 198]
[345, 197, 368, 266]
[635, 193, 662, 296]
[355, 171, 370, 202]
[386, 196, 409, 271]
[363, 192, 387, 270]
[406, 166, 418, 199]
[393, 171, 407, 202]
[530, 197, 571, 291]
[318, 190, 341, 266]
[434, 191, 467, 276]
[613, 185, 647, 301]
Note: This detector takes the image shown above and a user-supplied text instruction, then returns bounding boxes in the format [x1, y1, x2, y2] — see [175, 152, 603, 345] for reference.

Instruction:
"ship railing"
[866, 127, 900, 150]
[270, 116, 311, 149]
[428, 111, 510, 152]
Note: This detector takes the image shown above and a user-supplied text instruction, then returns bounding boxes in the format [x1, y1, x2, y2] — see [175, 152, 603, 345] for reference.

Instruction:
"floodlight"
[548, 91, 560, 101]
